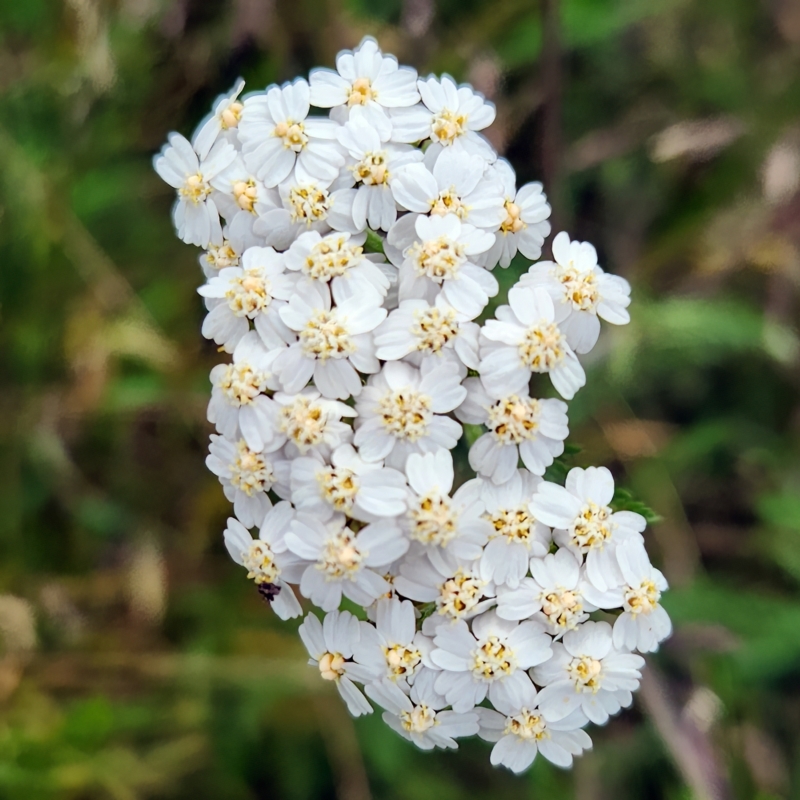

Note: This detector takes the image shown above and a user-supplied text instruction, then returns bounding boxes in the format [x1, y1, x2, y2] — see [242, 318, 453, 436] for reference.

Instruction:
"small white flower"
[476, 159, 551, 268]
[456, 378, 569, 484]
[199, 214, 261, 278]
[154, 133, 237, 246]
[394, 552, 495, 628]
[253, 177, 359, 251]
[476, 679, 591, 772]
[299, 610, 373, 716]
[374, 297, 480, 370]
[193, 78, 246, 159]
[531, 467, 646, 592]
[285, 230, 392, 303]
[391, 75, 496, 161]
[286, 513, 408, 611]
[391, 148, 505, 231]
[431, 610, 552, 712]
[496, 548, 593, 635]
[403, 449, 492, 561]
[335, 117, 422, 231]
[209, 156, 270, 234]
[366, 671, 479, 750]
[198, 246, 296, 352]
[478, 471, 551, 589]
[532, 620, 645, 725]
[389, 213, 497, 320]
[276, 280, 386, 399]
[290, 443, 407, 522]
[268, 387, 357, 459]
[353, 597, 435, 688]
[309, 37, 420, 137]
[207, 434, 291, 527]
[586, 539, 671, 654]
[207, 331, 283, 452]
[519, 231, 631, 353]
[239, 78, 344, 187]
[354, 360, 464, 469]
[480, 285, 585, 400]
[223, 505, 302, 620]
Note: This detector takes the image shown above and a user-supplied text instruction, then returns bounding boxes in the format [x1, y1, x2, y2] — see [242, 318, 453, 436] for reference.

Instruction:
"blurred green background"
[2, 0, 800, 797]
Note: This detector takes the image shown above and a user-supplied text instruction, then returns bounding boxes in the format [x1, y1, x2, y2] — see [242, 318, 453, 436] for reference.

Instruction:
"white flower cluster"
[155, 37, 671, 774]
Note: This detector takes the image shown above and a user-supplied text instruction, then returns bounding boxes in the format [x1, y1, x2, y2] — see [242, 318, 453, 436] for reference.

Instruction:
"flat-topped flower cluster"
[155, 37, 671, 774]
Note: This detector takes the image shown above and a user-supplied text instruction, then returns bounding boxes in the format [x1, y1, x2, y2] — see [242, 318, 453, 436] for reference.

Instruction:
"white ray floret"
[496, 548, 594, 635]
[198, 245, 296, 352]
[238, 78, 343, 187]
[478, 470, 552, 589]
[207, 434, 290, 527]
[480, 285, 586, 400]
[476, 159, 552, 268]
[299, 610, 373, 716]
[456, 378, 569, 483]
[431, 610, 552, 713]
[286, 512, 408, 612]
[223, 505, 302, 620]
[193, 78, 246, 159]
[532, 620, 644, 726]
[366, 671, 479, 750]
[476, 679, 592, 772]
[276, 280, 385, 399]
[531, 466, 646, 592]
[519, 231, 631, 353]
[199, 215, 261, 278]
[354, 359, 465, 469]
[154, 133, 237, 246]
[309, 37, 420, 137]
[290, 443, 407, 522]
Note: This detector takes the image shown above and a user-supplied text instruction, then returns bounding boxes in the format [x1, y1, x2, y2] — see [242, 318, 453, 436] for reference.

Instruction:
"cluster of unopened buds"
[155, 37, 671, 773]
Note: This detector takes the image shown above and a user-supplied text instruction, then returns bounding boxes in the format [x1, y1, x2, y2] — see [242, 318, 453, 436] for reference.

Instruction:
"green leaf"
[610, 487, 663, 524]
[364, 229, 385, 255]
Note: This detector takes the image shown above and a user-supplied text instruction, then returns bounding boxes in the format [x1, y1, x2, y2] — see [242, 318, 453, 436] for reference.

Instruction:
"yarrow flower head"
[156, 35, 668, 775]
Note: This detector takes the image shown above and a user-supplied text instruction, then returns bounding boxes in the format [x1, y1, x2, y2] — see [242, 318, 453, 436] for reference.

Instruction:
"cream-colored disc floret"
[205, 241, 240, 270]
[233, 179, 258, 213]
[553, 263, 600, 312]
[383, 643, 423, 679]
[400, 704, 437, 733]
[407, 236, 466, 282]
[229, 439, 275, 495]
[221, 101, 243, 129]
[624, 579, 661, 615]
[348, 77, 376, 106]
[377, 389, 433, 441]
[316, 465, 359, 513]
[242, 540, 280, 584]
[500, 200, 526, 234]
[436, 570, 485, 619]
[225, 269, 272, 317]
[274, 119, 309, 151]
[540, 588, 583, 630]
[304, 236, 363, 281]
[279, 396, 330, 450]
[218, 363, 269, 406]
[353, 151, 389, 186]
[409, 493, 459, 547]
[570, 502, 616, 552]
[472, 635, 517, 681]
[318, 527, 365, 580]
[411, 306, 460, 354]
[431, 109, 467, 145]
[487, 506, 534, 544]
[567, 654, 603, 692]
[318, 651, 346, 681]
[430, 189, 467, 219]
[180, 173, 212, 204]
[518, 322, 566, 372]
[301, 311, 356, 361]
[288, 185, 331, 224]
[505, 709, 549, 741]
[486, 395, 541, 444]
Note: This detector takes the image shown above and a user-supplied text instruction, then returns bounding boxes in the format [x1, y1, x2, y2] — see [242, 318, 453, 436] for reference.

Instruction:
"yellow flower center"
[318, 651, 346, 681]
[408, 236, 466, 282]
[221, 101, 243, 129]
[567, 654, 603, 692]
[229, 440, 274, 495]
[288, 184, 331, 224]
[472, 635, 516, 681]
[382, 644, 423, 679]
[400, 704, 437, 732]
[624, 579, 660, 615]
[505, 709, 549, 741]
[218, 363, 268, 406]
[316, 466, 359, 513]
[242, 540, 280, 584]
[541, 588, 583, 630]
[377, 389, 433, 442]
[353, 151, 389, 186]
[518, 322, 565, 371]
[571, 502, 615, 552]
[436, 570, 485, 619]
[318, 528, 365, 580]
[486, 395, 541, 443]
[431, 108, 467, 145]
[409, 493, 459, 547]
[347, 77, 375, 106]
[304, 236, 364, 281]
[179, 172, 211, 204]
[274, 120, 308, 151]
[411, 306, 461, 354]
[500, 200, 525, 234]
[225, 269, 272, 317]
